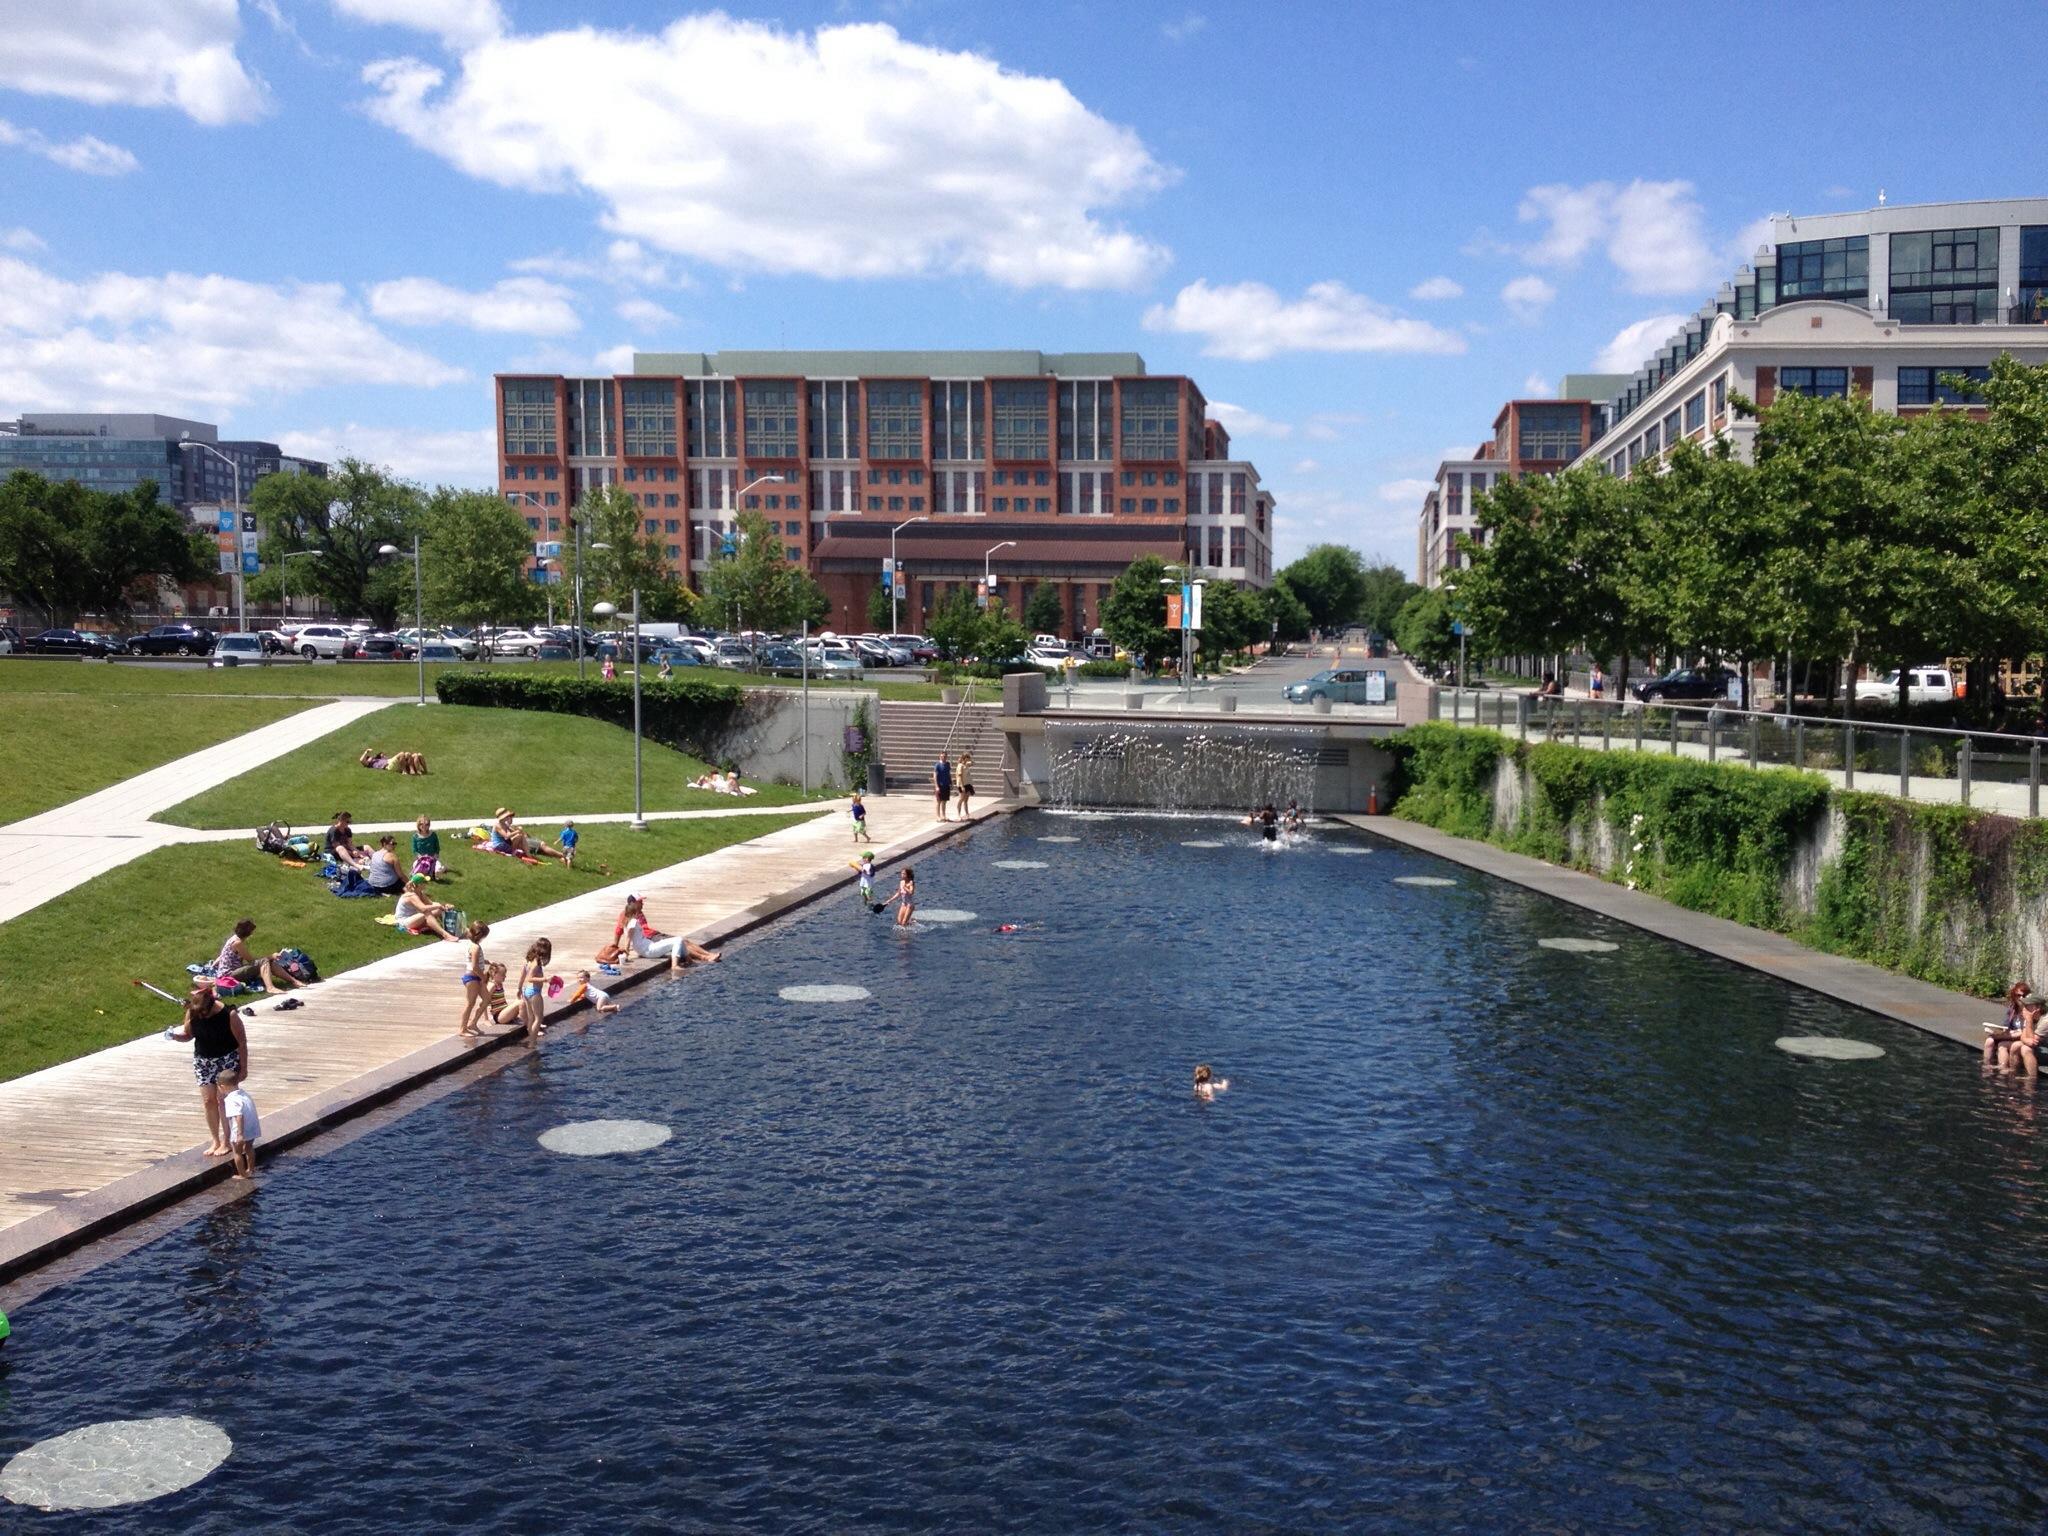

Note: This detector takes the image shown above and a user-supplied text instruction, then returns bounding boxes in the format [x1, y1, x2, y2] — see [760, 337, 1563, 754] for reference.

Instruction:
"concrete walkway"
[0, 791, 1004, 1278]
[0, 698, 399, 925]
[1343, 814, 1992, 1048]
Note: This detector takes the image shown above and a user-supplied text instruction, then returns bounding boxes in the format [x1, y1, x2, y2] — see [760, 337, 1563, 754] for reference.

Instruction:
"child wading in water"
[892, 865, 916, 926]
[849, 851, 883, 911]
[218, 1068, 261, 1177]
[517, 939, 553, 1043]
[457, 920, 491, 1038]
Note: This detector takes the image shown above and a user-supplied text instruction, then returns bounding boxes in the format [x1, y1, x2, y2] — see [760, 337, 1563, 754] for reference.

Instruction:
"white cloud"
[277, 424, 496, 486]
[616, 296, 677, 329]
[330, 0, 505, 48]
[1, 228, 46, 252]
[366, 275, 579, 334]
[0, 0, 268, 125]
[1206, 401, 1292, 440]
[1516, 178, 1718, 295]
[361, 16, 1170, 289]
[0, 254, 465, 416]
[1161, 12, 1208, 42]
[1378, 477, 1434, 505]
[1500, 274, 1556, 323]
[1301, 410, 1369, 443]
[592, 343, 636, 375]
[0, 118, 137, 175]
[1289, 457, 1320, 475]
[1521, 372, 1553, 396]
[1408, 275, 1463, 301]
[1144, 279, 1465, 361]
[1593, 312, 1687, 372]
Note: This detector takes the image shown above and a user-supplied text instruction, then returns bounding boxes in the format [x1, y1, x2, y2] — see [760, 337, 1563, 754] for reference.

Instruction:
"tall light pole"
[890, 515, 928, 635]
[983, 540, 1016, 612]
[377, 538, 427, 707]
[592, 592, 646, 830]
[506, 489, 569, 664]
[178, 437, 243, 633]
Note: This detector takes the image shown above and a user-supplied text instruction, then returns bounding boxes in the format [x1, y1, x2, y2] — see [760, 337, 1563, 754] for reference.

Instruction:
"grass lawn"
[0, 810, 821, 1082]
[0, 694, 313, 824]
[155, 703, 834, 829]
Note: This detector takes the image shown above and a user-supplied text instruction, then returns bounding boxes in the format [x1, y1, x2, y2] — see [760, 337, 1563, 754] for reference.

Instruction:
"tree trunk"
[1841, 644, 1858, 721]
[1739, 655, 1751, 712]
[1897, 666, 1910, 720]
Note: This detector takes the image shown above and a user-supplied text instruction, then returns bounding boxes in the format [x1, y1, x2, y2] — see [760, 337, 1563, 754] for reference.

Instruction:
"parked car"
[1631, 665, 1740, 703]
[759, 643, 807, 676]
[26, 627, 123, 657]
[211, 632, 266, 667]
[349, 634, 416, 661]
[257, 629, 292, 655]
[292, 623, 352, 659]
[1282, 667, 1387, 705]
[128, 623, 217, 657]
[0, 624, 21, 654]
[484, 628, 544, 658]
[880, 633, 938, 664]
[418, 641, 464, 663]
[712, 639, 755, 669]
[797, 645, 865, 680]
[1854, 666, 1958, 705]
[649, 646, 702, 668]
[1024, 644, 1076, 672]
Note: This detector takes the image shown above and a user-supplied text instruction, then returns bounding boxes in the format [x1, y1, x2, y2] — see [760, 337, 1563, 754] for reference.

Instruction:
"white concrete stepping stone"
[1394, 875, 1457, 887]
[993, 859, 1048, 870]
[1538, 938, 1619, 953]
[2, 1417, 231, 1512]
[1181, 840, 1226, 848]
[916, 909, 977, 924]
[1326, 845, 1373, 856]
[538, 1119, 673, 1156]
[1776, 1037, 1886, 1060]
[1037, 835, 1080, 843]
[779, 984, 872, 1003]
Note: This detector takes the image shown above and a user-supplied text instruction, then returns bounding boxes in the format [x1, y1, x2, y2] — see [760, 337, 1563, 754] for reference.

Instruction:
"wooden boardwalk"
[0, 791, 1005, 1272]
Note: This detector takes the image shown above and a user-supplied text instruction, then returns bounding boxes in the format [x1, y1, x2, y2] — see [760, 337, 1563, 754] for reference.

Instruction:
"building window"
[867, 381, 924, 458]
[1120, 497, 1136, 513]
[1058, 379, 1108, 461]
[1141, 497, 1158, 513]
[887, 496, 904, 512]
[1642, 424, 1660, 454]
[1711, 375, 1727, 417]
[1778, 367, 1849, 399]
[1662, 408, 1681, 446]
[1890, 227, 1999, 324]
[664, 518, 681, 533]
[685, 380, 737, 457]
[1897, 365, 1990, 406]
[1776, 235, 1869, 304]
[1119, 380, 1180, 461]
[2019, 227, 2048, 321]
[741, 378, 800, 457]
[566, 378, 612, 457]
[929, 380, 982, 461]
[624, 467, 639, 482]
[1684, 392, 1706, 433]
[910, 497, 924, 511]
[620, 381, 677, 457]
[501, 379, 557, 455]
[806, 379, 860, 459]
[1514, 404, 1583, 461]
[991, 380, 1050, 460]
[664, 493, 679, 508]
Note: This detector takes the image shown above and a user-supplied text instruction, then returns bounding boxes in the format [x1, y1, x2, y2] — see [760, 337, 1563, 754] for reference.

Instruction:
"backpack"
[286, 834, 317, 860]
[276, 947, 318, 984]
[256, 822, 290, 857]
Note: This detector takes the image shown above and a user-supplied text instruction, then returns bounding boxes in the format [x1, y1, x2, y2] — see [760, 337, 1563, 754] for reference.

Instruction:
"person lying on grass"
[359, 747, 429, 774]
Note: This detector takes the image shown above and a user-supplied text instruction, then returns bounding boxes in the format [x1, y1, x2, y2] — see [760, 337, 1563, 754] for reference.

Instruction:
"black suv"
[1631, 665, 1739, 703]
[128, 624, 217, 657]
[28, 628, 125, 657]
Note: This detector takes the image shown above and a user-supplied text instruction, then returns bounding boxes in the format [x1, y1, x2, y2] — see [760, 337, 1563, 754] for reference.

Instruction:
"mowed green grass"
[0, 693, 312, 824]
[155, 703, 831, 829]
[0, 810, 821, 1081]
[0, 657, 948, 700]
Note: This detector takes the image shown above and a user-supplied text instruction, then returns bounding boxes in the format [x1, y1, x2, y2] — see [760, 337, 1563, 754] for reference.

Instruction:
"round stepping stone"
[1776, 1037, 1886, 1060]
[1394, 875, 1457, 887]
[916, 908, 977, 924]
[1037, 835, 1080, 844]
[1181, 839, 1226, 848]
[537, 1119, 673, 1156]
[993, 859, 1048, 870]
[778, 983, 872, 1003]
[1, 1417, 231, 1512]
[1538, 937, 1620, 954]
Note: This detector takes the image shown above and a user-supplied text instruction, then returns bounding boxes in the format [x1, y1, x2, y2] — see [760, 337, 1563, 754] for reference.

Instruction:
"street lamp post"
[377, 537, 427, 707]
[177, 438, 244, 633]
[983, 540, 1016, 611]
[592, 593, 646, 830]
[890, 515, 928, 635]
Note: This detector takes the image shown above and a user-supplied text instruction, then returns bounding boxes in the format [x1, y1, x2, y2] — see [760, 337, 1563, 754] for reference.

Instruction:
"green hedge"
[1079, 658, 1131, 679]
[434, 670, 744, 755]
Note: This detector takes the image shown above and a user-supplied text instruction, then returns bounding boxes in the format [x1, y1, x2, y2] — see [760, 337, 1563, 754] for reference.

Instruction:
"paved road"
[1044, 644, 1422, 717]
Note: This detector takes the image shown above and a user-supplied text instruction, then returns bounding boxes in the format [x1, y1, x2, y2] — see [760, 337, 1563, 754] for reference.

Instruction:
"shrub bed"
[435, 670, 743, 756]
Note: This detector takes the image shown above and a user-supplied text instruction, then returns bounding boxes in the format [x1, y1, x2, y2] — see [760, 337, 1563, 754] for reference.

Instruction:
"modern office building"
[0, 414, 326, 509]
[496, 350, 1277, 636]
[1575, 197, 2048, 473]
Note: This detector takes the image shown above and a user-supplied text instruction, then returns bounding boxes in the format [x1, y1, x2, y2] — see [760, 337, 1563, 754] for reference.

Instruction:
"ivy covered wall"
[1389, 723, 2047, 997]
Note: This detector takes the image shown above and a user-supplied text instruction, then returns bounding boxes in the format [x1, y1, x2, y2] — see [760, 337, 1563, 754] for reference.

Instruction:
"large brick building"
[496, 350, 1276, 637]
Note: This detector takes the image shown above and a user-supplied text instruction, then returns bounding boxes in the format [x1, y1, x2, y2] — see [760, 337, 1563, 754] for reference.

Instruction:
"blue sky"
[4, 1, 2046, 568]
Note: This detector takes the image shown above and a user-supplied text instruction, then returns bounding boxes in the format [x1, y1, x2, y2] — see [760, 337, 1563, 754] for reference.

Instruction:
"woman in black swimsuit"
[170, 980, 250, 1158]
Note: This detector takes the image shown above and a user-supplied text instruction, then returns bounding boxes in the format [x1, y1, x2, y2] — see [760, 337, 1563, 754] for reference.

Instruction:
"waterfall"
[1044, 720, 1324, 811]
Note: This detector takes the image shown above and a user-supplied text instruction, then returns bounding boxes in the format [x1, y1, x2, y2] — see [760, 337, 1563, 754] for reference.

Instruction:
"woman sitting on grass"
[394, 875, 461, 941]
[212, 918, 304, 993]
[366, 834, 405, 892]
[490, 808, 567, 862]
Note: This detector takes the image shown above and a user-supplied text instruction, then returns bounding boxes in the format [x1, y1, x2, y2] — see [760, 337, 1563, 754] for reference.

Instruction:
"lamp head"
[378, 543, 400, 557]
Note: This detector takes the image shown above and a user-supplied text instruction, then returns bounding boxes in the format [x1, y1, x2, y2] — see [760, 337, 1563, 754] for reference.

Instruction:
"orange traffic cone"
[1368, 783, 1380, 815]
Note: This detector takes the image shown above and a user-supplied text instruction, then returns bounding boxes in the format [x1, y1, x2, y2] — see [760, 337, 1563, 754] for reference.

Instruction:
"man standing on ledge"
[933, 752, 952, 821]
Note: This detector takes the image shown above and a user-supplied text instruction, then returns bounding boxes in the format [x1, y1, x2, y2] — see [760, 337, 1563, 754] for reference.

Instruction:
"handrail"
[1447, 688, 2048, 752]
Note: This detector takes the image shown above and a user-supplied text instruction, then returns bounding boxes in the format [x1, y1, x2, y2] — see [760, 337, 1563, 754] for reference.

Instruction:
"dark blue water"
[5, 811, 2048, 1532]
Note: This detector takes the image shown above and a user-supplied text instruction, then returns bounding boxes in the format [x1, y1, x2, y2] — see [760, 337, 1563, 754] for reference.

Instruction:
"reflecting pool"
[4, 811, 2047, 1532]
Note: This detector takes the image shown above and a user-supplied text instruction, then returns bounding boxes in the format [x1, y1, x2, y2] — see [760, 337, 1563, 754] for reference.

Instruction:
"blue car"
[1282, 667, 1387, 705]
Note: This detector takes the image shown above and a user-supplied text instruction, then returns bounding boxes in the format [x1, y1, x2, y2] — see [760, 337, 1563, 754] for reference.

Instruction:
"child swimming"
[1193, 1063, 1230, 1101]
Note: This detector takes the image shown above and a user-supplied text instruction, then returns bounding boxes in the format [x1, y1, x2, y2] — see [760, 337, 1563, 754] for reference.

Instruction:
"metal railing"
[1438, 689, 2048, 819]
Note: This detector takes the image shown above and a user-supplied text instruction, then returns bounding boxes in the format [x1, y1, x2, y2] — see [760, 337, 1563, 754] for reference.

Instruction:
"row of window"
[1606, 376, 1728, 474]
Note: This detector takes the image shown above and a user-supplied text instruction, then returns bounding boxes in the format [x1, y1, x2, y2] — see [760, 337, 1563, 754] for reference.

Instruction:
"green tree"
[1023, 581, 1067, 638]
[0, 472, 89, 621]
[1260, 579, 1311, 643]
[696, 510, 819, 635]
[1392, 585, 1461, 667]
[866, 581, 896, 631]
[925, 585, 985, 661]
[1275, 544, 1369, 632]
[570, 484, 689, 621]
[0, 473, 207, 623]
[419, 489, 540, 639]
[1195, 580, 1262, 664]
[250, 457, 423, 626]
[1101, 555, 1172, 667]
[1356, 561, 1419, 638]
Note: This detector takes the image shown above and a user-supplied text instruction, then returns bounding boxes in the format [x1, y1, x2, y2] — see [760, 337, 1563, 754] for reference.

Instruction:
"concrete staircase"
[876, 700, 1012, 796]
